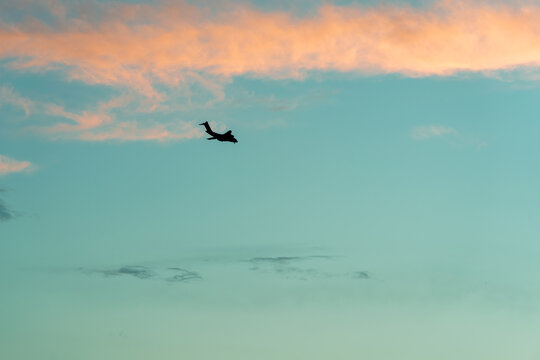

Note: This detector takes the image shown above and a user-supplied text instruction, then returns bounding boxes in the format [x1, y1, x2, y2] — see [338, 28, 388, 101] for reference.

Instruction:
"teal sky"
[2, 1, 540, 359]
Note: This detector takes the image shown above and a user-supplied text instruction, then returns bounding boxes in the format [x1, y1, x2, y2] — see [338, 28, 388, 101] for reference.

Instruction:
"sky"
[2, 0, 540, 359]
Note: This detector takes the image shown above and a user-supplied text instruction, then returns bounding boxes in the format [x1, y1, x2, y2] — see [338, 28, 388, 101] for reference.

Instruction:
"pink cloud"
[3, 1, 540, 142]
[0, 155, 32, 176]
[1, 0, 540, 98]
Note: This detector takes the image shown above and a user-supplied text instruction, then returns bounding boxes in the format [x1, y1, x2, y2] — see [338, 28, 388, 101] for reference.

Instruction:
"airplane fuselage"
[215, 133, 237, 143]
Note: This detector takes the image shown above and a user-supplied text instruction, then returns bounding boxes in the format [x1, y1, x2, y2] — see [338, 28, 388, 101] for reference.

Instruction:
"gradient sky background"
[2, 0, 540, 359]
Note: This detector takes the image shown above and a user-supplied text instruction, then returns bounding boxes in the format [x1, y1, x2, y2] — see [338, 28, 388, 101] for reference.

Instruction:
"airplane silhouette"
[199, 121, 238, 143]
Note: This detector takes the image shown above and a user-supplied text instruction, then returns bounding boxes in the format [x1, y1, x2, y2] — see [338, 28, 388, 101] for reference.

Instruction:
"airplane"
[199, 121, 238, 143]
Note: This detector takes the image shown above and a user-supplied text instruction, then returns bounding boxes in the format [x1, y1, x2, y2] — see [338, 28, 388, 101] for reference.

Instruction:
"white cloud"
[410, 125, 457, 140]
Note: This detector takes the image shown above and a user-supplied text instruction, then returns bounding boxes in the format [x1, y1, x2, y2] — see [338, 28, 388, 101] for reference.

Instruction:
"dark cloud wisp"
[246, 255, 370, 280]
[166, 267, 203, 283]
[0, 189, 16, 222]
[100, 265, 156, 279]
[81, 265, 202, 283]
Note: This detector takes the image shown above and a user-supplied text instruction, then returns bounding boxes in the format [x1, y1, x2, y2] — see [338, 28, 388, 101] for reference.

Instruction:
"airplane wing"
[225, 130, 238, 143]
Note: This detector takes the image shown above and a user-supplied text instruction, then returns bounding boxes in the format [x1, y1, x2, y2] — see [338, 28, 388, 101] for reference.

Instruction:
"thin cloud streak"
[2, 0, 540, 97]
[72, 121, 203, 142]
[246, 255, 370, 280]
[80, 264, 203, 283]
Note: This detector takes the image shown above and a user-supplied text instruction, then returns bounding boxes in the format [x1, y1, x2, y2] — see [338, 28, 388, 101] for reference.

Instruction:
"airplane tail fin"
[199, 121, 213, 134]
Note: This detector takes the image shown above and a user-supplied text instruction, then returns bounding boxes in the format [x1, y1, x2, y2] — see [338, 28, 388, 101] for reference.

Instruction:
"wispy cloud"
[410, 125, 488, 148]
[97, 265, 156, 279]
[0, 155, 33, 176]
[410, 125, 457, 140]
[17, 95, 204, 142]
[0, 86, 33, 116]
[247, 255, 370, 280]
[71, 121, 203, 142]
[165, 267, 203, 283]
[81, 265, 202, 283]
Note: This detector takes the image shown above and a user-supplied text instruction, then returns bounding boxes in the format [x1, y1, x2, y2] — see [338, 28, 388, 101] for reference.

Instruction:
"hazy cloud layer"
[76, 253, 368, 285]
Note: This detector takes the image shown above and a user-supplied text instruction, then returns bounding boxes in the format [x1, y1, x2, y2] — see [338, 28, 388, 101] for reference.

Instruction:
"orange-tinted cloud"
[0, 155, 32, 176]
[28, 96, 203, 142]
[2, 0, 540, 97]
[2, 1, 540, 142]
